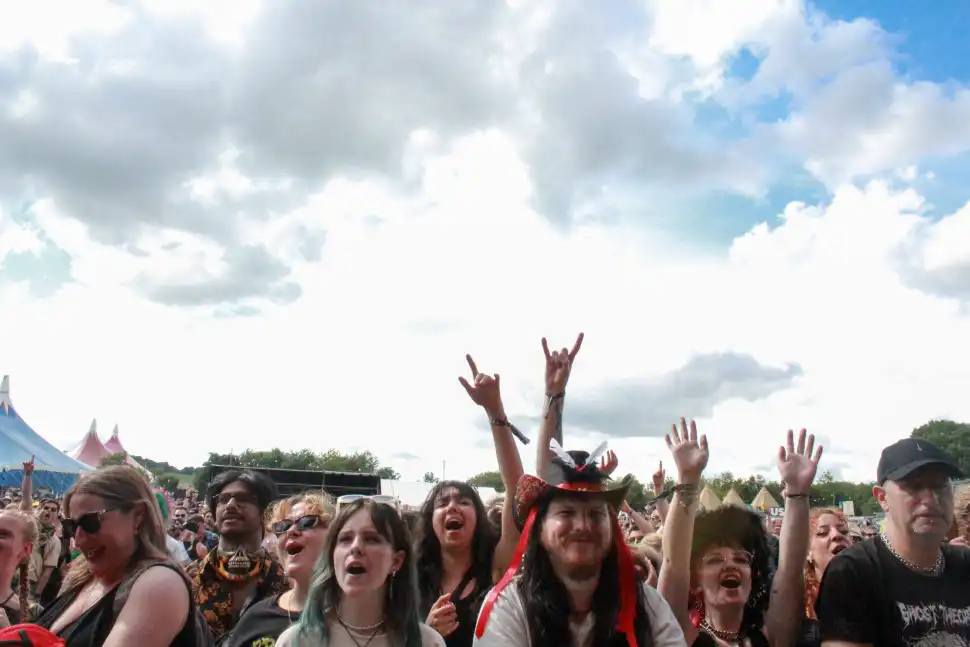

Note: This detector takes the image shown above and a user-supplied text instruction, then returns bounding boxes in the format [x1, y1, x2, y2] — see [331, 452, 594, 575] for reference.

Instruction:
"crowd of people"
[0, 333, 967, 647]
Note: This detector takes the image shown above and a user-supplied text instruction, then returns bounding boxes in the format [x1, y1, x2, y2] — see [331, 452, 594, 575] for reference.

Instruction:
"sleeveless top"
[36, 563, 202, 647]
[444, 570, 488, 647]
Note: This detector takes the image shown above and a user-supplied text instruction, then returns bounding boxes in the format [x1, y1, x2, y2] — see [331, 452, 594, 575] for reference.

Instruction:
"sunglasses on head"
[67, 509, 119, 537]
[273, 514, 323, 536]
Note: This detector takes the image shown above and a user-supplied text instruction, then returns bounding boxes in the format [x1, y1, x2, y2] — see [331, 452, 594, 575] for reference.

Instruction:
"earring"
[689, 590, 704, 628]
[387, 571, 396, 599]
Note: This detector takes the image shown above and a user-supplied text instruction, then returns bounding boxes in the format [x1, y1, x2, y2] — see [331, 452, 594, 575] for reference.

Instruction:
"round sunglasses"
[67, 508, 119, 537]
[272, 514, 323, 536]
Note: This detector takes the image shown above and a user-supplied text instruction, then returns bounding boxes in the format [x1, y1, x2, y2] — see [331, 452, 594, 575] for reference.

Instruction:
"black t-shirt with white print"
[816, 537, 970, 647]
[224, 594, 297, 647]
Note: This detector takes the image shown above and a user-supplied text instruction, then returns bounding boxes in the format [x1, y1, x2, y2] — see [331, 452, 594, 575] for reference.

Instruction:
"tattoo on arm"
[552, 397, 564, 445]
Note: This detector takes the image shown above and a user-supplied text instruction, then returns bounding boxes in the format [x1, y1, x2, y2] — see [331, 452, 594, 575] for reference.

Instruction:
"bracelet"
[676, 485, 699, 509]
[542, 391, 565, 419]
[489, 418, 531, 445]
[786, 493, 810, 499]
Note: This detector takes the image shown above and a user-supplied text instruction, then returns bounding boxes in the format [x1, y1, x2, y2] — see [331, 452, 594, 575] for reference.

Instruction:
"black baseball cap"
[877, 438, 963, 484]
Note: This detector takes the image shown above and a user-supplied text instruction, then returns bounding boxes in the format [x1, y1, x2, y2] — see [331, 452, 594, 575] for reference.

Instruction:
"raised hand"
[664, 418, 709, 484]
[458, 355, 504, 418]
[777, 429, 822, 494]
[542, 333, 584, 393]
[651, 461, 665, 494]
[427, 593, 458, 637]
[22, 455, 34, 476]
[599, 449, 618, 476]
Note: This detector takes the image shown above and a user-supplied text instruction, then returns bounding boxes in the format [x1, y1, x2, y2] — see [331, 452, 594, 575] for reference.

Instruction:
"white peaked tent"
[751, 486, 780, 512]
[698, 486, 722, 511]
[68, 419, 111, 467]
[722, 488, 746, 507]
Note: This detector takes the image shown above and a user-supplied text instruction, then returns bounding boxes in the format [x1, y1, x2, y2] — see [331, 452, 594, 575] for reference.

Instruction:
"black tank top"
[444, 570, 487, 647]
[36, 563, 200, 647]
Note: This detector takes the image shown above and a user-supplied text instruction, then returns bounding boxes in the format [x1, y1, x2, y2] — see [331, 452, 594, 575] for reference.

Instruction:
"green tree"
[912, 420, 970, 475]
[860, 496, 882, 516]
[377, 467, 401, 480]
[99, 453, 129, 468]
[423, 471, 439, 484]
[156, 475, 180, 492]
[467, 470, 505, 492]
[625, 477, 648, 510]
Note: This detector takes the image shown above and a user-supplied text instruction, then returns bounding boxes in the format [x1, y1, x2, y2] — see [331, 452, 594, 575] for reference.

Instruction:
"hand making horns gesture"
[458, 354, 504, 418]
[542, 332, 584, 393]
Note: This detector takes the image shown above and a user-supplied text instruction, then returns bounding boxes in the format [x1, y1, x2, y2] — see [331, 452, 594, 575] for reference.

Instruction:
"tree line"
[104, 419, 968, 512]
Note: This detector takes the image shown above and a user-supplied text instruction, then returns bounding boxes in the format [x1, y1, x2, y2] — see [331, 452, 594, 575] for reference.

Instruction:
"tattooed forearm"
[543, 392, 565, 445]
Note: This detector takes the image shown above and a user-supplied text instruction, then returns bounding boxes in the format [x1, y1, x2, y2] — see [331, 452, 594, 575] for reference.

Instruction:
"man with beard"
[473, 443, 685, 647]
[191, 469, 288, 643]
[816, 438, 970, 647]
[17, 458, 61, 599]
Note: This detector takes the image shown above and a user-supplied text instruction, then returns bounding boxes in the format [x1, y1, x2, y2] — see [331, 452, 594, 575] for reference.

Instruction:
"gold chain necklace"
[700, 619, 740, 645]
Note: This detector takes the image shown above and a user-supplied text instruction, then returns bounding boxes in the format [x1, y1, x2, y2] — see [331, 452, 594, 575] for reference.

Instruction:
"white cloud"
[2, 0, 970, 488]
[0, 208, 44, 262]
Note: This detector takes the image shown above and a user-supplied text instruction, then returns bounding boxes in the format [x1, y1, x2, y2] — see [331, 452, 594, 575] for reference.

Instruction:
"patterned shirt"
[191, 549, 289, 642]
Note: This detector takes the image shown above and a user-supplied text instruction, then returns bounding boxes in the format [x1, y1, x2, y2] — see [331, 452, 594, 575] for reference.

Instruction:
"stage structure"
[204, 464, 382, 499]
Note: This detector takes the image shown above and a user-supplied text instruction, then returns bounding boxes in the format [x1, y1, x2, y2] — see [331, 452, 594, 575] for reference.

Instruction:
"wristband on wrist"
[542, 391, 565, 418]
[489, 417, 531, 445]
[786, 493, 810, 499]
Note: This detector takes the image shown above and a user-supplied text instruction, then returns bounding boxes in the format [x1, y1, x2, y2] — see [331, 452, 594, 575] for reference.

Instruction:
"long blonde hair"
[0, 509, 37, 621]
[62, 466, 170, 592]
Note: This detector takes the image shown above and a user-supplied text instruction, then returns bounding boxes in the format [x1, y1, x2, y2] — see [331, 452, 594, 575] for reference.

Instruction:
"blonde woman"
[35, 466, 210, 647]
[0, 508, 41, 623]
[227, 492, 335, 647]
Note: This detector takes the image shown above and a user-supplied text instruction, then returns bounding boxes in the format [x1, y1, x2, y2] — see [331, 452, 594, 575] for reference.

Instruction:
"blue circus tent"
[0, 376, 91, 493]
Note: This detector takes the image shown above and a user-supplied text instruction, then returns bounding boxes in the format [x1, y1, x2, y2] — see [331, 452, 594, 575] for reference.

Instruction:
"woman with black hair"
[416, 352, 526, 647]
[658, 421, 818, 647]
[473, 444, 686, 647]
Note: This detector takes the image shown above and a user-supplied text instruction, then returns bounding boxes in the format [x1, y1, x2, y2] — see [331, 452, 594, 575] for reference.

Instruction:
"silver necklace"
[334, 609, 386, 633]
[880, 533, 944, 575]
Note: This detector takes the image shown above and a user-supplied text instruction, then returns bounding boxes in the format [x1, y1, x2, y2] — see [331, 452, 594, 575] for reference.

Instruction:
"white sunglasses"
[336, 494, 398, 509]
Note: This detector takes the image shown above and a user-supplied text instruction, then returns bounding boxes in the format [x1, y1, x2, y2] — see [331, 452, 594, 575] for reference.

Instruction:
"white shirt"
[166, 534, 191, 565]
[473, 579, 687, 647]
[276, 623, 444, 647]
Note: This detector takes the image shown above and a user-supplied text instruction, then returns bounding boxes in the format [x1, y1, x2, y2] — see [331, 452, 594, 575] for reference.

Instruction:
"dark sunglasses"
[67, 508, 118, 537]
[273, 514, 323, 536]
[215, 491, 260, 507]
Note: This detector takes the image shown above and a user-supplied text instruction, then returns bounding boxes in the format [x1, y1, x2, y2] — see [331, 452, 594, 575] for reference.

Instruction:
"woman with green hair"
[276, 498, 443, 647]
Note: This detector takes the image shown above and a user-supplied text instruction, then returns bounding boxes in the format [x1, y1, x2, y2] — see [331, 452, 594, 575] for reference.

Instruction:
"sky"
[2, 0, 970, 484]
